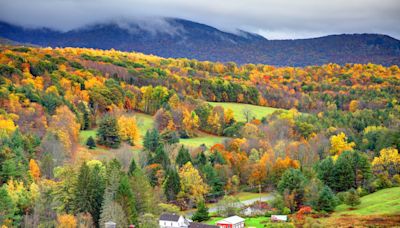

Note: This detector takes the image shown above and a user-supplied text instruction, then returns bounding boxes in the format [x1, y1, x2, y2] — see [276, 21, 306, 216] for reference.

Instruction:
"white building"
[159, 213, 190, 228]
[216, 216, 245, 228]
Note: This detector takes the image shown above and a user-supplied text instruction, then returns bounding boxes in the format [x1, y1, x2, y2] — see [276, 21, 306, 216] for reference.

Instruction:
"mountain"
[1, 19, 400, 66]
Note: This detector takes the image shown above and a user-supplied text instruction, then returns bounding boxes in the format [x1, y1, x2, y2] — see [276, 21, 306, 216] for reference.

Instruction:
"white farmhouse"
[159, 213, 190, 228]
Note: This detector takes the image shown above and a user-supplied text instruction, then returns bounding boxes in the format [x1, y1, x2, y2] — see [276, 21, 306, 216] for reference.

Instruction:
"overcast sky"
[0, 0, 399, 40]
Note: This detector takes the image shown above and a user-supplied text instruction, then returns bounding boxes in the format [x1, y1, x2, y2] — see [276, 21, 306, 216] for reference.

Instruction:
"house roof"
[216, 215, 245, 224]
[159, 213, 181, 222]
[189, 222, 218, 228]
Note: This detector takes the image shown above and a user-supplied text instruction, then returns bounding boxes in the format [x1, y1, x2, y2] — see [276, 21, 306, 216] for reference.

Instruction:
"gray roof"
[189, 222, 218, 228]
[159, 213, 181, 222]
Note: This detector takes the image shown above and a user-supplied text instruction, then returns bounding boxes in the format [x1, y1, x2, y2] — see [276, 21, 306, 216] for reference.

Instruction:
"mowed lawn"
[333, 187, 400, 216]
[208, 102, 284, 122]
[206, 217, 293, 228]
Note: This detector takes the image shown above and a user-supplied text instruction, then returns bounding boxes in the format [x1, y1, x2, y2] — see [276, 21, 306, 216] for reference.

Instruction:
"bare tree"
[242, 107, 254, 123]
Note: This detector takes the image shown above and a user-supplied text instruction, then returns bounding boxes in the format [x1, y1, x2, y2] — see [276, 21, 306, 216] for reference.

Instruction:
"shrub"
[344, 188, 361, 207]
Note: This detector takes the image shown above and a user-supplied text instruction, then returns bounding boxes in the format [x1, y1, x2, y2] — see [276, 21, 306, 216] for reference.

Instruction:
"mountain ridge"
[1, 18, 399, 66]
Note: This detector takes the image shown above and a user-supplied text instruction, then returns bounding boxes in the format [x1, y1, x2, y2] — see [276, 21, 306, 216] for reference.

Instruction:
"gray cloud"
[0, 0, 399, 39]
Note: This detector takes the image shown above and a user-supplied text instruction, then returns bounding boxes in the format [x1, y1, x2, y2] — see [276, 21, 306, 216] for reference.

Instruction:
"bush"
[344, 188, 360, 207]
[336, 192, 347, 203]
[282, 207, 291, 215]
[86, 136, 96, 149]
[392, 174, 400, 186]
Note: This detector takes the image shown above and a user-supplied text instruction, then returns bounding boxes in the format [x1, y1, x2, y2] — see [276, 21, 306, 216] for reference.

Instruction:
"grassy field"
[206, 217, 294, 228]
[333, 187, 400, 216]
[208, 102, 284, 122]
[315, 187, 400, 227]
[180, 133, 227, 148]
[234, 192, 270, 201]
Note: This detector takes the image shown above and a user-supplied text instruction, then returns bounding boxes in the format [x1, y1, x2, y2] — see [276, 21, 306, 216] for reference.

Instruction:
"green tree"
[332, 152, 355, 192]
[128, 158, 137, 176]
[117, 175, 138, 225]
[97, 115, 121, 149]
[152, 145, 170, 169]
[192, 200, 210, 222]
[86, 136, 96, 149]
[143, 129, 160, 152]
[163, 169, 181, 201]
[278, 168, 307, 210]
[176, 146, 192, 168]
[74, 162, 105, 226]
[0, 187, 17, 226]
[316, 186, 337, 212]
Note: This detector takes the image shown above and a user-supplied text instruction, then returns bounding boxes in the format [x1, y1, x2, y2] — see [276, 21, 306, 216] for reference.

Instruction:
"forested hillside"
[1, 19, 400, 66]
[0, 45, 399, 227]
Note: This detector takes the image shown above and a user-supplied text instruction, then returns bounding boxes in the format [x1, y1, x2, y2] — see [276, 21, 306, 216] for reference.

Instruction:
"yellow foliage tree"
[0, 115, 17, 136]
[178, 162, 209, 203]
[182, 109, 199, 137]
[57, 214, 77, 228]
[117, 115, 140, 145]
[29, 159, 41, 181]
[329, 132, 355, 156]
[372, 148, 400, 177]
[349, 100, 359, 112]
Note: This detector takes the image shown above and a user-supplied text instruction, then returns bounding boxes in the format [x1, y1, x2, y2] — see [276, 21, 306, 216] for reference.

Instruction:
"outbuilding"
[216, 216, 245, 228]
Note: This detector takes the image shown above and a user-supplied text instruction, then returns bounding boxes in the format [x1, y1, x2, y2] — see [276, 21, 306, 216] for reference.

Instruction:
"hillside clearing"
[208, 102, 285, 122]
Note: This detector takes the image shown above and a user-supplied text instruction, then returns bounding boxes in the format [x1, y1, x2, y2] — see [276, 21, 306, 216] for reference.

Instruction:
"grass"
[316, 187, 400, 227]
[180, 133, 227, 148]
[234, 192, 270, 201]
[206, 217, 293, 228]
[333, 187, 400, 216]
[208, 102, 285, 122]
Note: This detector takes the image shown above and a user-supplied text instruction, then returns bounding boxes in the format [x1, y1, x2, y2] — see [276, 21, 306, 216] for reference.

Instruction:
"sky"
[0, 0, 399, 40]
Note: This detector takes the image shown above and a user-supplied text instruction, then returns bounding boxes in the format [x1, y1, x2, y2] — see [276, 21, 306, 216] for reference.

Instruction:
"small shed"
[271, 215, 288, 222]
[216, 216, 245, 228]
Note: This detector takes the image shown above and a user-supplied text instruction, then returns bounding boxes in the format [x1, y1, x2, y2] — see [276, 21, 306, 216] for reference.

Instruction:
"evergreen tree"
[74, 162, 105, 227]
[86, 136, 96, 149]
[163, 169, 181, 201]
[0, 187, 17, 226]
[317, 157, 335, 188]
[129, 169, 156, 214]
[143, 129, 160, 152]
[195, 151, 207, 167]
[202, 164, 224, 195]
[117, 175, 138, 225]
[316, 186, 337, 212]
[192, 200, 210, 222]
[176, 146, 192, 168]
[77, 101, 90, 130]
[152, 145, 170, 169]
[97, 115, 121, 149]
[332, 152, 355, 192]
[100, 163, 128, 228]
[128, 158, 137, 176]
[344, 188, 361, 207]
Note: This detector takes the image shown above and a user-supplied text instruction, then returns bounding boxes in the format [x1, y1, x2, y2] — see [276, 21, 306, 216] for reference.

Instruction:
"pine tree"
[195, 151, 207, 167]
[316, 186, 337, 212]
[152, 145, 170, 169]
[143, 129, 160, 152]
[86, 136, 96, 149]
[117, 175, 138, 225]
[332, 152, 355, 191]
[0, 187, 17, 226]
[192, 200, 210, 222]
[97, 115, 121, 149]
[176, 146, 192, 168]
[128, 158, 137, 176]
[74, 162, 105, 227]
[163, 169, 181, 201]
[344, 188, 361, 207]
[100, 164, 128, 228]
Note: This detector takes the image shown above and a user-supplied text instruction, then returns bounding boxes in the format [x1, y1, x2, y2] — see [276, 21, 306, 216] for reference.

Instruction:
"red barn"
[216, 216, 245, 228]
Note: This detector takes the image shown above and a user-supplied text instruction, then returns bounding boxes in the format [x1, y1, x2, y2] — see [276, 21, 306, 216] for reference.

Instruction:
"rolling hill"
[1, 19, 400, 66]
